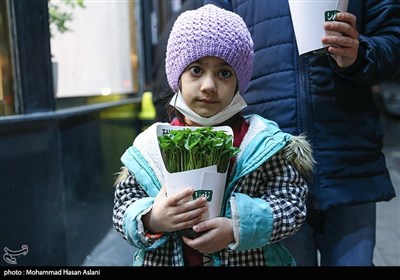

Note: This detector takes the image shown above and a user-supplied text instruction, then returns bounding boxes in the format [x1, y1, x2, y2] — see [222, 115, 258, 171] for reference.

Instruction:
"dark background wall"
[0, 0, 143, 266]
[0, 104, 139, 266]
[0, 120, 67, 265]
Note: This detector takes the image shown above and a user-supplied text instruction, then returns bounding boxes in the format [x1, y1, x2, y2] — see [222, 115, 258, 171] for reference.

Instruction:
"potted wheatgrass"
[157, 125, 240, 237]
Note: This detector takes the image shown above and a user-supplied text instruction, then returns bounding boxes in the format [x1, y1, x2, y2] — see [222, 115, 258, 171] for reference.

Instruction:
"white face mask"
[169, 90, 247, 126]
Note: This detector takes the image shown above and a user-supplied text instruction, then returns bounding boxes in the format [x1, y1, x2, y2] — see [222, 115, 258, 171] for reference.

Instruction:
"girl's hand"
[322, 12, 359, 68]
[143, 186, 208, 233]
[182, 217, 234, 254]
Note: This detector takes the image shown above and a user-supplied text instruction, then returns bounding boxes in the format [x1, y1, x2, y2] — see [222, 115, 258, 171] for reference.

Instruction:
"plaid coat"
[113, 114, 312, 266]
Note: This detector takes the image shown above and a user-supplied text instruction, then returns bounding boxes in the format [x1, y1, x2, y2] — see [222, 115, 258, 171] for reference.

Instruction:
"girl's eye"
[219, 69, 232, 79]
[189, 66, 203, 75]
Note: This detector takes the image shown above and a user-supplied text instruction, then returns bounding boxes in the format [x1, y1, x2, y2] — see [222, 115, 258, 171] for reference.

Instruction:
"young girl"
[113, 4, 314, 266]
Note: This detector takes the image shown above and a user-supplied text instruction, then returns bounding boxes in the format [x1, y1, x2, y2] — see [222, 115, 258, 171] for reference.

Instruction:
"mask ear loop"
[231, 89, 240, 104]
[172, 91, 179, 107]
[173, 90, 187, 124]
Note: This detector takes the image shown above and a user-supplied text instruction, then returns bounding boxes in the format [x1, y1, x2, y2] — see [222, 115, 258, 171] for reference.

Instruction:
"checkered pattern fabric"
[113, 150, 307, 266]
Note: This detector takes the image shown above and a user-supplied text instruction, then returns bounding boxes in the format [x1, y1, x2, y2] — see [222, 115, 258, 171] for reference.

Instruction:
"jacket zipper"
[131, 147, 161, 192]
[297, 55, 318, 209]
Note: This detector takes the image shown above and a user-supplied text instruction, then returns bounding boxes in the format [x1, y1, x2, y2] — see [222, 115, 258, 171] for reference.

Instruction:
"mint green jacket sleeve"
[123, 197, 168, 250]
[231, 193, 274, 251]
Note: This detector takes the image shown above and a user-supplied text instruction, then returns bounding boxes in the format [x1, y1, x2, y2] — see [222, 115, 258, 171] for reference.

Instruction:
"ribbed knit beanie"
[166, 4, 254, 94]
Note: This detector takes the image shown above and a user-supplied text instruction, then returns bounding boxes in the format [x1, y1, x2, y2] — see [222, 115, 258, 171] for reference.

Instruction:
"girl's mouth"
[198, 98, 217, 104]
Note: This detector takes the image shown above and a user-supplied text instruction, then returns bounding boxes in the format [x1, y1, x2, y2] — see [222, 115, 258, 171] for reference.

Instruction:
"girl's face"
[180, 56, 237, 125]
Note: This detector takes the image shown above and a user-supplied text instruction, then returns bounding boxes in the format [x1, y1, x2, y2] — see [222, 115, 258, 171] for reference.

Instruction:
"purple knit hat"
[166, 4, 254, 94]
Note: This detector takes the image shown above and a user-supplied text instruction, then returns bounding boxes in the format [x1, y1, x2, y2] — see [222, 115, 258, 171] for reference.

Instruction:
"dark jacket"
[205, 0, 399, 210]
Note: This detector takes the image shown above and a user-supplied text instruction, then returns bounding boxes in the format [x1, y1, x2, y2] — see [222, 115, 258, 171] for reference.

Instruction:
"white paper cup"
[289, 0, 348, 55]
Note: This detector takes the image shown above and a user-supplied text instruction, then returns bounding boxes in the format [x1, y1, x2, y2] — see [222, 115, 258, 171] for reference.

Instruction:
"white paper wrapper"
[289, 0, 349, 55]
[164, 165, 227, 219]
[157, 124, 233, 220]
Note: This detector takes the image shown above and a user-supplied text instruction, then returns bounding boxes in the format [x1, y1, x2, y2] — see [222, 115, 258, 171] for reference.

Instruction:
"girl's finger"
[166, 187, 194, 205]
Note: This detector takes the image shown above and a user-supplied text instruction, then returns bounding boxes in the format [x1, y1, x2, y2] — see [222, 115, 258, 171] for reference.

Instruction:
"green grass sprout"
[158, 127, 240, 173]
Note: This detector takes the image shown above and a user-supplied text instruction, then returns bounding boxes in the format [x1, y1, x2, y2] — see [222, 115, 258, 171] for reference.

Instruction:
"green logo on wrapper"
[325, 10, 339, 22]
[193, 190, 213, 202]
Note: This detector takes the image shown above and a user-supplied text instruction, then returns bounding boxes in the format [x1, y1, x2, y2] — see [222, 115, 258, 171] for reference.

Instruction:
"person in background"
[204, 0, 399, 266]
[113, 4, 314, 266]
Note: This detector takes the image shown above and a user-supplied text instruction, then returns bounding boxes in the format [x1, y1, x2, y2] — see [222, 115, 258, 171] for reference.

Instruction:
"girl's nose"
[200, 74, 217, 93]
